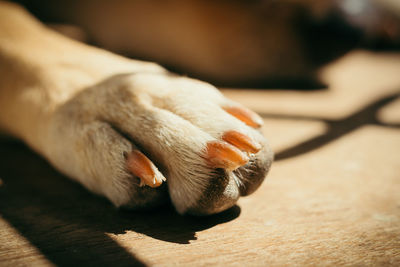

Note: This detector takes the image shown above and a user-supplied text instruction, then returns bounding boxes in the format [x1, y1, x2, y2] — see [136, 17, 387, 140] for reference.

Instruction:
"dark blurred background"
[16, 0, 400, 87]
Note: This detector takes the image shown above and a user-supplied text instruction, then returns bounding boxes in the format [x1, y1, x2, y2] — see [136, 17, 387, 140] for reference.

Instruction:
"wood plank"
[1, 50, 399, 266]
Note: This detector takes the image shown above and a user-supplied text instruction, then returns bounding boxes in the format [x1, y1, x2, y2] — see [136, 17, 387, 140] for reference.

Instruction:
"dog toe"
[222, 105, 264, 128]
[126, 150, 166, 188]
[205, 141, 249, 171]
[221, 130, 262, 154]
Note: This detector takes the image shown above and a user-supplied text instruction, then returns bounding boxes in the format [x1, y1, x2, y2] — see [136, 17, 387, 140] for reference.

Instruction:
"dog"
[1, 0, 399, 215]
[0, 1, 274, 215]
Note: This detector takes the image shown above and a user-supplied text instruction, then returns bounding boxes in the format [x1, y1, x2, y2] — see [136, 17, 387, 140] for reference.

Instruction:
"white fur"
[0, 2, 273, 215]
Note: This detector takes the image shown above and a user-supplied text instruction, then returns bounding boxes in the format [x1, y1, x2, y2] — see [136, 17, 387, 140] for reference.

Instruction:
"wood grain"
[1, 50, 399, 266]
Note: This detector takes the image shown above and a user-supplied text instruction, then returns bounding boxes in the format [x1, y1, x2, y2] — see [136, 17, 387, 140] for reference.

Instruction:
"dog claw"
[223, 106, 263, 128]
[222, 130, 261, 154]
[126, 150, 166, 188]
[205, 141, 249, 171]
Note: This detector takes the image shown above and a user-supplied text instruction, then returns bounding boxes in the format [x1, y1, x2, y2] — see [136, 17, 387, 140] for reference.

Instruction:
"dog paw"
[45, 73, 273, 215]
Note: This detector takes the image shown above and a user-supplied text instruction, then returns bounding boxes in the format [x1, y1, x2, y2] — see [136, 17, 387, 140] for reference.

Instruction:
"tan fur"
[0, 2, 273, 215]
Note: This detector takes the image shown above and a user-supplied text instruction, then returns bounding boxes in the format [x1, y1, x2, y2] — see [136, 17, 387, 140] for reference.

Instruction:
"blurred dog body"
[19, 0, 400, 86]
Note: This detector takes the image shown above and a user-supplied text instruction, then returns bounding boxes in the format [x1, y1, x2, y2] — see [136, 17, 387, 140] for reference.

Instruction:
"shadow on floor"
[0, 141, 240, 266]
[259, 91, 400, 161]
[1, 90, 398, 265]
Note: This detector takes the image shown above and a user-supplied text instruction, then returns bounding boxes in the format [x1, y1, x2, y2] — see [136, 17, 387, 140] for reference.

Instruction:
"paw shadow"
[0, 141, 240, 266]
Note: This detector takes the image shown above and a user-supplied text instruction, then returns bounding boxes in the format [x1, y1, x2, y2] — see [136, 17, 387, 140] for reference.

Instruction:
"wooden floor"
[1, 50, 399, 266]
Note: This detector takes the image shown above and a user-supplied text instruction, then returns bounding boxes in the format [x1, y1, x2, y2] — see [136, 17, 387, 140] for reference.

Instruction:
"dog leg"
[0, 2, 273, 215]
